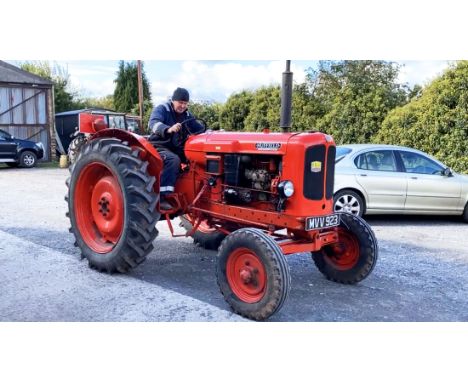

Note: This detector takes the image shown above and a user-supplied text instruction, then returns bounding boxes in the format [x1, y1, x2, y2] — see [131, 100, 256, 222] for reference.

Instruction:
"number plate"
[305, 213, 340, 231]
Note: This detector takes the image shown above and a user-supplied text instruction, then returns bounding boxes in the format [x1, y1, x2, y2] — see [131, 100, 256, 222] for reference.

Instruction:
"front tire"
[19, 151, 37, 168]
[463, 203, 468, 223]
[217, 228, 291, 320]
[66, 138, 160, 273]
[312, 213, 378, 284]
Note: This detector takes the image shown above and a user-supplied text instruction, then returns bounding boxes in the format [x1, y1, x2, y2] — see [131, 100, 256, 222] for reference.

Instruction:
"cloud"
[56, 60, 455, 103]
[68, 77, 115, 98]
[150, 61, 310, 103]
[397, 61, 452, 87]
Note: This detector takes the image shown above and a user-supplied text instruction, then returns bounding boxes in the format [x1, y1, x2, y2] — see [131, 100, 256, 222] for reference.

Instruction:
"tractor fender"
[91, 129, 163, 182]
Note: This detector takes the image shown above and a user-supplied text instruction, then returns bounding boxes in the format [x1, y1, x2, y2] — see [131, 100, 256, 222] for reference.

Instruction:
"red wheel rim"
[74, 162, 124, 253]
[226, 247, 266, 303]
[183, 215, 215, 234]
[197, 220, 215, 233]
[323, 228, 360, 270]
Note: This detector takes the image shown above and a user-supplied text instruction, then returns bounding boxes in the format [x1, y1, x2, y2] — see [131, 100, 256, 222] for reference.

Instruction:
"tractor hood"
[185, 130, 333, 155]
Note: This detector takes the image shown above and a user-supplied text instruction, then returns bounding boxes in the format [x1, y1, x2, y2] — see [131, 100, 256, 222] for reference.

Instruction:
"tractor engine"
[222, 154, 279, 205]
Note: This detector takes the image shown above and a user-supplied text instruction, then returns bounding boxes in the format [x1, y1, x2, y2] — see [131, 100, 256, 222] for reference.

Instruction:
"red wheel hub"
[226, 248, 266, 303]
[324, 228, 360, 270]
[74, 163, 124, 253]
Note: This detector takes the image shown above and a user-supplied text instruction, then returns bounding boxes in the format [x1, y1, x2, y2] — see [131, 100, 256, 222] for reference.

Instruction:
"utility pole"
[137, 60, 143, 128]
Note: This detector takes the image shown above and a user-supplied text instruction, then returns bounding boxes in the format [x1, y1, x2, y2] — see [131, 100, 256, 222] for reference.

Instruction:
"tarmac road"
[1, 165, 467, 321]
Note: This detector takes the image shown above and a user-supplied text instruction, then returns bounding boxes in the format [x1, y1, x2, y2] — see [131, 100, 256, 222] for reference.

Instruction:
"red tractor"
[65, 64, 378, 320]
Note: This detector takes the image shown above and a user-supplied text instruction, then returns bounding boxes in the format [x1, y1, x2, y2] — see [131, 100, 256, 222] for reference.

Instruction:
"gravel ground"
[0, 165, 467, 321]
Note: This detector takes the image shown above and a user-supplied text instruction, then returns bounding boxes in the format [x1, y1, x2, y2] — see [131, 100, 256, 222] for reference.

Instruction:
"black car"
[0, 129, 44, 168]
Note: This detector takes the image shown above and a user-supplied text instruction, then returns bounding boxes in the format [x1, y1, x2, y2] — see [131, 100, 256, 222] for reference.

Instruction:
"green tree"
[290, 82, 323, 131]
[219, 90, 254, 131]
[81, 94, 115, 110]
[20, 61, 84, 112]
[244, 86, 281, 131]
[305, 60, 409, 143]
[113, 61, 151, 113]
[187, 101, 223, 131]
[376, 61, 468, 173]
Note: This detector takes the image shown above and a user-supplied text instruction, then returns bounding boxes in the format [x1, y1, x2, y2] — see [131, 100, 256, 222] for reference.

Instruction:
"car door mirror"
[442, 167, 453, 177]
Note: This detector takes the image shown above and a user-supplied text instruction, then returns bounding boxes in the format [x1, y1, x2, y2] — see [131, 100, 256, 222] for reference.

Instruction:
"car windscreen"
[336, 147, 352, 162]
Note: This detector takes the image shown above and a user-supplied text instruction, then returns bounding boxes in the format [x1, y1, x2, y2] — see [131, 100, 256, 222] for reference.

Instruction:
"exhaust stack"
[280, 60, 293, 132]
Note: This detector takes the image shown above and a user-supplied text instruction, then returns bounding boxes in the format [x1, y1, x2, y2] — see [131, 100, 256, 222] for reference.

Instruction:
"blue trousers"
[157, 149, 181, 195]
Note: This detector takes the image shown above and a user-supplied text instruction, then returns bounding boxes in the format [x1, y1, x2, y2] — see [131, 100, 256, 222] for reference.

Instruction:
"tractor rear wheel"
[179, 215, 226, 250]
[216, 228, 291, 320]
[68, 134, 87, 166]
[66, 137, 160, 273]
[312, 213, 378, 284]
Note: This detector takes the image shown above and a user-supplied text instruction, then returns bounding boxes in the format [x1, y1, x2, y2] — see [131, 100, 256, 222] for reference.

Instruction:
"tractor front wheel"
[66, 138, 160, 273]
[179, 215, 226, 250]
[216, 228, 291, 320]
[312, 213, 378, 284]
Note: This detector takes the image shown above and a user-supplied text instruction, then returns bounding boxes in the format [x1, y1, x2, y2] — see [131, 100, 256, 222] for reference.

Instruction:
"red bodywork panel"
[79, 113, 109, 134]
[175, 130, 336, 240]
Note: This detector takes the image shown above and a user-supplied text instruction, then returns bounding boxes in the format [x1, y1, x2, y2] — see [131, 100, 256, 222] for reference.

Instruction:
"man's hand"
[167, 123, 182, 134]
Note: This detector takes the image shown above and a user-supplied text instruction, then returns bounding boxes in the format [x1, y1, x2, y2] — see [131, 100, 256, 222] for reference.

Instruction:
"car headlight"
[278, 180, 294, 198]
[36, 142, 44, 150]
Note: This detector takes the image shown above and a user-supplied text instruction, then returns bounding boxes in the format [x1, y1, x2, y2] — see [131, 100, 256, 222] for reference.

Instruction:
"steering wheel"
[180, 117, 207, 135]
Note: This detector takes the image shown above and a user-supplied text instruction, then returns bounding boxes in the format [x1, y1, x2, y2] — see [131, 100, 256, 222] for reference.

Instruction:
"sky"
[10, 60, 453, 105]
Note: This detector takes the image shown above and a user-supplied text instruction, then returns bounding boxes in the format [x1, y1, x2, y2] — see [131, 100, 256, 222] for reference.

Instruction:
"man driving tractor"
[148, 87, 205, 210]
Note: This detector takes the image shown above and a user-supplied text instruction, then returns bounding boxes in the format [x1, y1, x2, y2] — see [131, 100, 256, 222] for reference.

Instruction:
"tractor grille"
[303, 144, 326, 200]
[325, 145, 336, 199]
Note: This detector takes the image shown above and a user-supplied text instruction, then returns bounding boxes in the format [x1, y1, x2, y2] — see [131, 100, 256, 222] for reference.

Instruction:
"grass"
[37, 161, 62, 169]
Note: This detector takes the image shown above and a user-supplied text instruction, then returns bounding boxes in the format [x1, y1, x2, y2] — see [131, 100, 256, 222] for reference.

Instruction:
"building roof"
[55, 108, 126, 117]
[0, 60, 53, 86]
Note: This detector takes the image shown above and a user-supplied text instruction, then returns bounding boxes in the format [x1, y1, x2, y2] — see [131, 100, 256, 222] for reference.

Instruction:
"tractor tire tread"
[217, 228, 291, 321]
[312, 213, 378, 284]
[66, 139, 160, 273]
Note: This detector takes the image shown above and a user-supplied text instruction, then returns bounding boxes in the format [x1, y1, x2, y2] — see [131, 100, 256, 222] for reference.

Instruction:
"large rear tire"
[216, 228, 291, 320]
[179, 215, 226, 250]
[66, 138, 160, 273]
[312, 213, 378, 284]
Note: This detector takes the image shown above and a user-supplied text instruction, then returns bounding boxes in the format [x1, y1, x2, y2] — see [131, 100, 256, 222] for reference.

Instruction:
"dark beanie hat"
[172, 87, 190, 102]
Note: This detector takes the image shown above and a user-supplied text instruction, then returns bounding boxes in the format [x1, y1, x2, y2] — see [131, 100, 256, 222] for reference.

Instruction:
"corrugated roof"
[55, 108, 126, 116]
[0, 60, 53, 86]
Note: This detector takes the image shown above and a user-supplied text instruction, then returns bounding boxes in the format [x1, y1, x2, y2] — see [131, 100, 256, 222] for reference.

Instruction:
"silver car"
[333, 144, 468, 222]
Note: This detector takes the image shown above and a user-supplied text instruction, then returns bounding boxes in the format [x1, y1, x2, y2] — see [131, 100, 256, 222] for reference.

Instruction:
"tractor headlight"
[278, 180, 294, 198]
